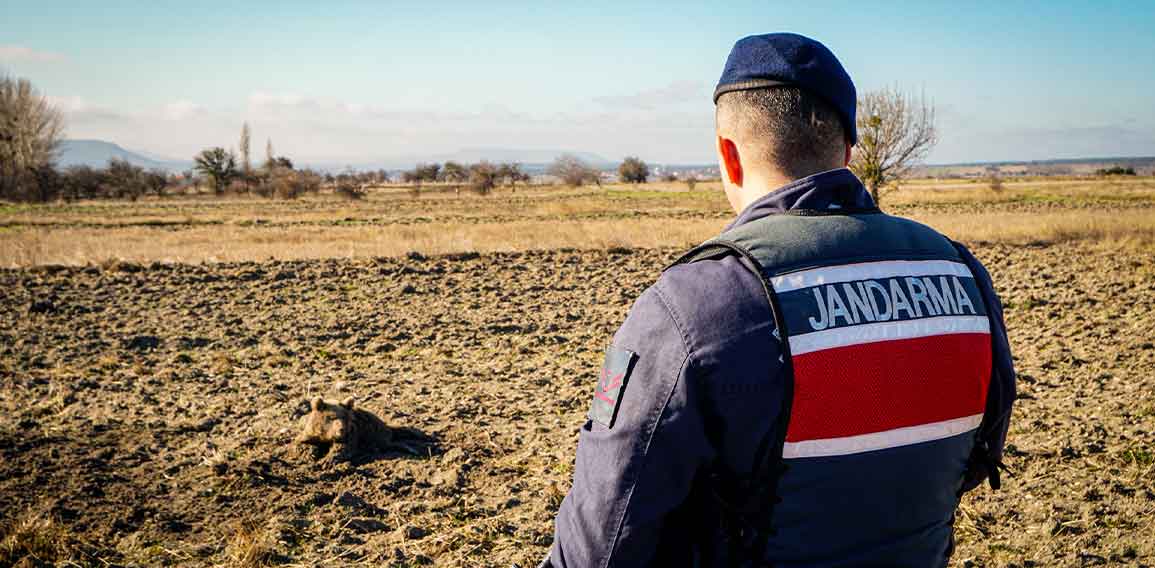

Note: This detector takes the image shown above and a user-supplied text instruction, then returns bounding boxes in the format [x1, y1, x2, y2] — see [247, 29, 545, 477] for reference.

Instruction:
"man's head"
[713, 33, 857, 212]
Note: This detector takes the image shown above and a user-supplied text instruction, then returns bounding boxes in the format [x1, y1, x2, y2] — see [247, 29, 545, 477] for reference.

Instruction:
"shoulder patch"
[588, 346, 638, 428]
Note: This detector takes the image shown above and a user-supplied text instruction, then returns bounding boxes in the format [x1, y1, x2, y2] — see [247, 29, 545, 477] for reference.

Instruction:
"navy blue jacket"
[546, 168, 1015, 567]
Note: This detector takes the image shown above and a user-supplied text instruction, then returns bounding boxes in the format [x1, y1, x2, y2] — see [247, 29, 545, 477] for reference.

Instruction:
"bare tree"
[497, 162, 528, 192]
[239, 123, 252, 174]
[145, 169, 169, 197]
[549, 154, 600, 187]
[237, 122, 253, 192]
[265, 138, 274, 168]
[849, 87, 937, 204]
[468, 161, 499, 195]
[986, 165, 1004, 193]
[0, 74, 65, 201]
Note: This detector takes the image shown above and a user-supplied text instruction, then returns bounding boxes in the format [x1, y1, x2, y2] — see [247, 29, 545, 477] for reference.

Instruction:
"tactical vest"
[674, 208, 995, 567]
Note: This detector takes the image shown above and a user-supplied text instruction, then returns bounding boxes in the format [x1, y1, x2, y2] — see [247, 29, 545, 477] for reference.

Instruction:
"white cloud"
[46, 95, 93, 113]
[248, 92, 323, 112]
[0, 45, 66, 63]
[53, 88, 722, 165]
[593, 80, 706, 110]
[161, 100, 207, 120]
[930, 123, 1155, 163]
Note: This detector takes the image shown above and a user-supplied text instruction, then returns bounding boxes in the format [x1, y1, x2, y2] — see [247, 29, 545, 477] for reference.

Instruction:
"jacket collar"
[726, 168, 875, 230]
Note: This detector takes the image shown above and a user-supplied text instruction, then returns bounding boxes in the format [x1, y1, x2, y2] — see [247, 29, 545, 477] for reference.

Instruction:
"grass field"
[1, 177, 1154, 267]
[1, 177, 1154, 567]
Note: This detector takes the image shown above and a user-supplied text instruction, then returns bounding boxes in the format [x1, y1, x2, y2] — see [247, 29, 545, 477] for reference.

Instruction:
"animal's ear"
[310, 397, 324, 411]
[341, 397, 355, 409]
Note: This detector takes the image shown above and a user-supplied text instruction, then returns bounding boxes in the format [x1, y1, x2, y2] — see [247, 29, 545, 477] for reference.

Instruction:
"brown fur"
[295, 397, 393, 461]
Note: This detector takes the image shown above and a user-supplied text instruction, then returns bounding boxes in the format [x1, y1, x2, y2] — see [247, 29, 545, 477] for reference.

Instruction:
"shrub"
[226, 179, 248, 195]
[468, 161, 499, 195]
[441, 161, 469, 183]
[548, 154, 600, 187]
[263, 168, 320, 199]
[1096, 166, 1137, 176]
[618, 156, 649, 183]
[145, 170, 169, 197]
[296, 170, 322, 194]
[335, 179, 365, 200]
[414, 163, 441, 183]
[61, 165, 105, 201]
[105, 159, 147, 201]
[26, 165, 64, 202]
[984, 167, 1005, 193]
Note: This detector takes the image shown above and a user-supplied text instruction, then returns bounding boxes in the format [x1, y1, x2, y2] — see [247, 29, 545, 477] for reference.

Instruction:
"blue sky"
[2, 0, 1154, 165]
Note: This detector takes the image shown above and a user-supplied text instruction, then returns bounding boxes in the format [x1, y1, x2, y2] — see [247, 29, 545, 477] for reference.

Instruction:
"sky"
[2, 0, 1154, 166]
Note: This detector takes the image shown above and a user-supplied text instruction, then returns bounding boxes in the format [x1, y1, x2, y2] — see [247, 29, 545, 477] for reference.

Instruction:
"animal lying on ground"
[295, 397, 395, 462]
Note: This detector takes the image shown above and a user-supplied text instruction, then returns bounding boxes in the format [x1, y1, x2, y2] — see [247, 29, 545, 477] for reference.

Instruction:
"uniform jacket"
[546, 168, 1015, 568]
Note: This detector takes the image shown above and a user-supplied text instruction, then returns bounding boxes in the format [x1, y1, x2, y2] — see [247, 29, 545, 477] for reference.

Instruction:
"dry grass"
[0, 218, 727, 266]
[1, 178, 1153, 267]
[912, 208, 1155, 247]
[224, 520, 276, 568]
[0, 511, 71, 567]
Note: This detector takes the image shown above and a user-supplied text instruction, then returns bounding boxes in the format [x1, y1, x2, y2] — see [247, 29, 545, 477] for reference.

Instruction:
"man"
[542, 33, 1015, 567]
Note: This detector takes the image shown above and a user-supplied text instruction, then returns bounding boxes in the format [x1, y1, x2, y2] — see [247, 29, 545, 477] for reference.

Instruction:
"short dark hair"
[715, 87, 848, 180]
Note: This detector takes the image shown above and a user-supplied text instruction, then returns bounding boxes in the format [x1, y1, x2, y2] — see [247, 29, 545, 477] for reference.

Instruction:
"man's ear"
[844, 143, 853, 167]
[718, 136, 743, 187]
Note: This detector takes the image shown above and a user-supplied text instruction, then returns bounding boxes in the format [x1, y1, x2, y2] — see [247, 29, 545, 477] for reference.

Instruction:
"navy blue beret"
[714, 33, 857, 144]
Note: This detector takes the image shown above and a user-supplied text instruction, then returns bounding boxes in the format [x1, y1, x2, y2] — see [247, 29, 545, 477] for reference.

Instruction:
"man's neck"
[727, 167, 863, 223]
[731, 170, 807, 214]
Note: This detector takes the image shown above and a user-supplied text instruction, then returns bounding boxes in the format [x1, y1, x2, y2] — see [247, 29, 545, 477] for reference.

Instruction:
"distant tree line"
[399, 161, 530, 195]
[0, 72, 188, 201]
[1096, 166, 1137, 176]
[191, 129, 331, 200]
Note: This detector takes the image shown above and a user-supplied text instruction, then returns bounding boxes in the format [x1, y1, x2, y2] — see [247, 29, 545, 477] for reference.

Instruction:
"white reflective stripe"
[771, 260, 973, 293]
[789, 315, 990, 356]
[783, 414, 983, 459]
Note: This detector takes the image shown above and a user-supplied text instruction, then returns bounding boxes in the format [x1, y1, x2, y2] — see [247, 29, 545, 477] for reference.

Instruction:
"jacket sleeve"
[546, 284, 714, 567]
[954, 241, 1016, 492]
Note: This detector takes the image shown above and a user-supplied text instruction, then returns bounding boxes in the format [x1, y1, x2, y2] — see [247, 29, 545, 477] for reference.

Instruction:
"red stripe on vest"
[785, 333, 992, 443]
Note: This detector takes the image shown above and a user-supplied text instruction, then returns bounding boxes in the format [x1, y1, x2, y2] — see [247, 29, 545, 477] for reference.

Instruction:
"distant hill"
[303, 148, 614, 172]
[56, 140, 190, 172]
[433, 148, 612, 167]
[918, 156, 1155, 178]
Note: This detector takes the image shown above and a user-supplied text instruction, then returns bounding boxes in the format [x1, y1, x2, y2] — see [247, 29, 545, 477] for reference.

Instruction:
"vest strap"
[672, 239, 796, 566]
